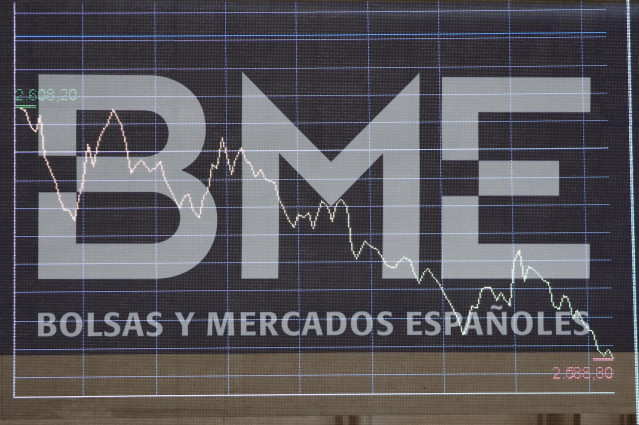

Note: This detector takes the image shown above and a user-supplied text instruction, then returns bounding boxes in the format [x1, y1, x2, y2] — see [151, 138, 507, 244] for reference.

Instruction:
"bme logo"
[37, 74, 590, 281]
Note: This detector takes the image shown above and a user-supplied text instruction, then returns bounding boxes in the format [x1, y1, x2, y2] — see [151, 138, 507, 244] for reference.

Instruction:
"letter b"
[37, 75, 216, 279]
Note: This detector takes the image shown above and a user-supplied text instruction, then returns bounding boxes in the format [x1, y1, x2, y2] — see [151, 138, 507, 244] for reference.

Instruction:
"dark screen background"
[2, 1, 635, 356]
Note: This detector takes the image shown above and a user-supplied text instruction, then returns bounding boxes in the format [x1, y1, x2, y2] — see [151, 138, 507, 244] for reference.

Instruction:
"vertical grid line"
[12, 0, 17, 398]
[436, 0, 446, 393]
[294, 1, 302, 394]
[153, 1, 159, 395]
[224, 0, 231, 395]
[365, 0, 375, 393]
[80, 1, 86, 396]
[506, 0, 518, 392]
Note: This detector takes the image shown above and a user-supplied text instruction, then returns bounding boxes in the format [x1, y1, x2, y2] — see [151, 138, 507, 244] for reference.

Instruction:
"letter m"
[242, 74, 420, 280]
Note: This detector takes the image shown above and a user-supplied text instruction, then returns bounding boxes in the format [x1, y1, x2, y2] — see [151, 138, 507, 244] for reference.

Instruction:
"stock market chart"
[2, 0, 637, 421]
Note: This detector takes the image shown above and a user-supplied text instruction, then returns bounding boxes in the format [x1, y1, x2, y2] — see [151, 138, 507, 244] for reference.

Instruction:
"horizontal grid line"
[15, 176, 611, 183]
[15, 36, 608, 43]
[14, 8, 608, 15]
[15, 288, 614, 294]
[14, 146, 611, 152]
[15, 316, 614, 324]
[21, 259, 610, 266]
[14, 119, 610, 126]
[12, 371, 611, 379]
[15, 92, 609, 98]
[16, 31, 607, 38]
[10, 392, 616, 399]
[17, 203, 611, 210]
[16, 64, 609, 71]
[17, 231, 611, 238]
[15, 344, 614, 352]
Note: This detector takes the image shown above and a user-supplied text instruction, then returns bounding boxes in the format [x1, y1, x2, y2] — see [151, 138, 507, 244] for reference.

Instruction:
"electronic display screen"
[2, 0, 637, 422]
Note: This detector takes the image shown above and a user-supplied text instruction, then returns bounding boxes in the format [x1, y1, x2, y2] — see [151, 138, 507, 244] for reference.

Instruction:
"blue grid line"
[21, 258, 613, 266]
[79, 2, 86, 395]
[223, 0, 231, 396]
[19, 231, 613, 238]
[16, 287, 614, 294]
[14, 344, 614, 352]
[294, 1, 303, 394]
[14, 8, 608, 15]
[437, 0, 447, 393]
[13, 119, 612, 125]
[14, 36, 608, 43]
[152, 1, 159, 395]
[506, 0, 517, 392]
[14, 92, 612, 98]
[15, 31, 607, 38]
[11, 1, 17, 399]
[365, 0, 376, 393]
[9, 393, 616, 399]
[15, 316, 616, 324]
[15, 203, 614, 209]
[14, 176, 613, 183]
[15, 64, 610, 71]
[11, 372, 613, 379]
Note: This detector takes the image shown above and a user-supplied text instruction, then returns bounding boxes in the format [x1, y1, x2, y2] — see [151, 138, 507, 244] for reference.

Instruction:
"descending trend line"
[19, 107, 613, 358]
